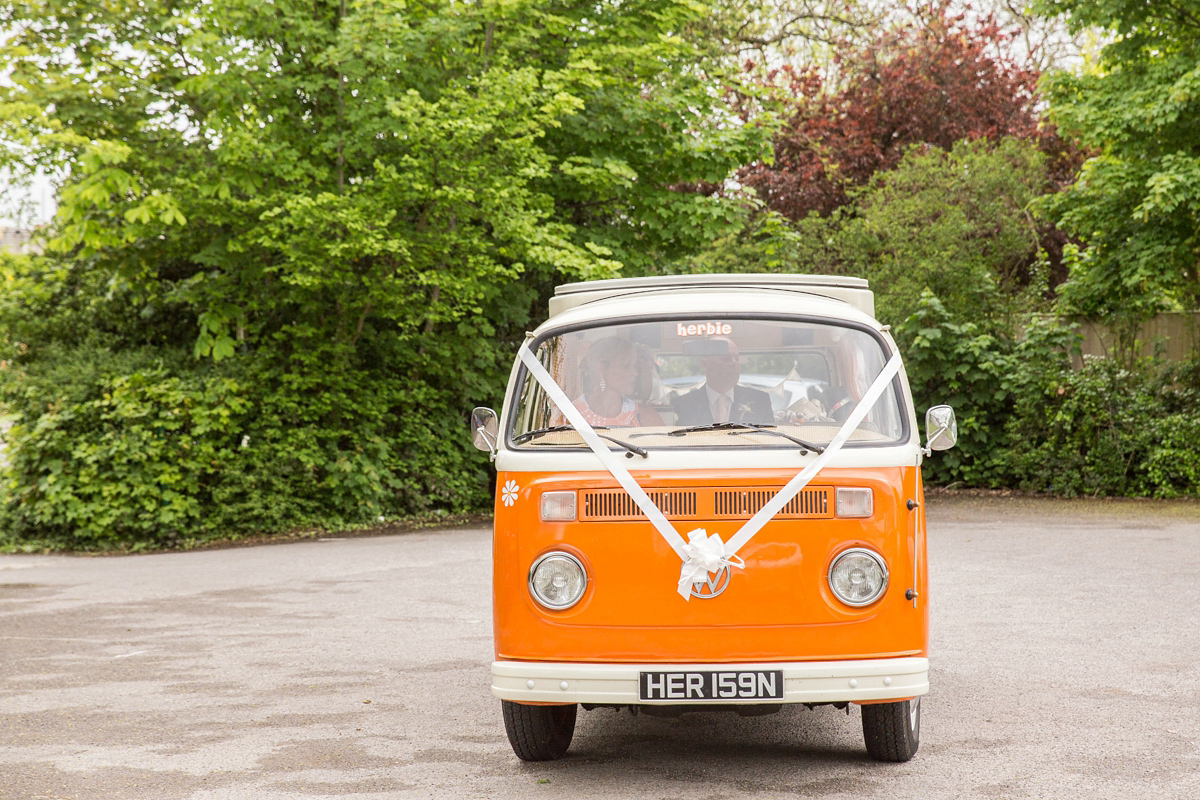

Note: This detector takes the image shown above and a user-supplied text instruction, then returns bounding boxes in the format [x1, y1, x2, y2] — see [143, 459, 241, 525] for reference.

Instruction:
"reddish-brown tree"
[741, 7, 1071, 221]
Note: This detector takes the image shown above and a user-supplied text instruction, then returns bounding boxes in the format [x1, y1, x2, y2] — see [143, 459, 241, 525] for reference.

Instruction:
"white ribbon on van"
[516, 338, 903, 601]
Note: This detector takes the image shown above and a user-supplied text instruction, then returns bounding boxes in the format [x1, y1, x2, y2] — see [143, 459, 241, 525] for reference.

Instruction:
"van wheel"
[861, 697, 920, 762]
[501, 701, 577, 761]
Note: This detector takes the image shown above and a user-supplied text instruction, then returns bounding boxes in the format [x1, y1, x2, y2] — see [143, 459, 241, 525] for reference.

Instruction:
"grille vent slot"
[578, 486, 832, 521]
[713, 488, 829, 518]
[581, 490, 697, 520]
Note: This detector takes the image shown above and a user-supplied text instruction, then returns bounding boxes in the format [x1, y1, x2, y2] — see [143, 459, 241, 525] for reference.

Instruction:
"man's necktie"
[716, 394, 731, 423]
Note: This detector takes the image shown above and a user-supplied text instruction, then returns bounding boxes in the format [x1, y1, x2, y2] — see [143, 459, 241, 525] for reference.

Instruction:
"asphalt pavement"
[1, 496, 1199, 799]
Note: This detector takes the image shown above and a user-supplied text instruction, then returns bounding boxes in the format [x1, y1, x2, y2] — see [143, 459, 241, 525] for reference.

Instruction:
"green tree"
[842, 138, 1051, 327]
[1036, 0, 1200, 337]
[681, 139, 1054, 330]
[0, 0, 768, 547]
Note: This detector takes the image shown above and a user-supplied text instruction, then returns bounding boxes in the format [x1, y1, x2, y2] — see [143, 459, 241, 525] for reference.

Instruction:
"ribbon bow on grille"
[676, 529, 745, 599]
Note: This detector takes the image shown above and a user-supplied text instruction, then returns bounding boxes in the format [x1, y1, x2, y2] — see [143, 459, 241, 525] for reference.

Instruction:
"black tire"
[501, 701, 577, 761]
[861, 697, 920, 762]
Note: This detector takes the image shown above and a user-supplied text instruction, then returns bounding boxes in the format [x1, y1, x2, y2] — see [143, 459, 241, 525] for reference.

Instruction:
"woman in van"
[572, 336, 664, 428]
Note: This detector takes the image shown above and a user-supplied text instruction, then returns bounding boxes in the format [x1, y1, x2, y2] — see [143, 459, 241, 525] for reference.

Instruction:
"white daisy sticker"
[501, 480, 519, 507]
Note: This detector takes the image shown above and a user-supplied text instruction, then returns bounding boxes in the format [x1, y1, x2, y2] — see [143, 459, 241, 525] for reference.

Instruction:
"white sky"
[0, 170, 56, 228]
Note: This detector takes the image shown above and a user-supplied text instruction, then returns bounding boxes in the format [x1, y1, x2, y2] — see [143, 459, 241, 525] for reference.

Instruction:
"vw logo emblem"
[690, 565, 731, 599]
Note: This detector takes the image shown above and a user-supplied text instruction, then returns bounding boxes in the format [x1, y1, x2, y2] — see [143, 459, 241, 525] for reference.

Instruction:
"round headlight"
[828, 548, 888, 607]
[529, 552, 587, 610]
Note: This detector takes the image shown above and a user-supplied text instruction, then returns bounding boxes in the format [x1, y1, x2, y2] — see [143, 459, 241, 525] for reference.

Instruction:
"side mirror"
[471, 407, 499, 454]
[924, 405, 957, 453]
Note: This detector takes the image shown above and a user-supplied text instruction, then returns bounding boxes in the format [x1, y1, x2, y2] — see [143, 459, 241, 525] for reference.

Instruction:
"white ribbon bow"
[677, 529, 745, 599]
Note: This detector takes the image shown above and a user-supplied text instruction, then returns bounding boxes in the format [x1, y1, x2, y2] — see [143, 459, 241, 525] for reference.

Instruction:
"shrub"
[0, 346, 496, 550]
[897, 291, 1200, 499]
[0, 245, 513, 550]
[0, 346, 246, 548]
[0, 323, 499, 550]
[1004, 355, 1200, 498]
[897, 291, 1017, 487]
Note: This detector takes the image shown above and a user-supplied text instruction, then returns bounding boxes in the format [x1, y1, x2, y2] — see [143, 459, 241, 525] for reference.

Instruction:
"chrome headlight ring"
[828, 547, 889, 607]
[528, 551, 588, 610]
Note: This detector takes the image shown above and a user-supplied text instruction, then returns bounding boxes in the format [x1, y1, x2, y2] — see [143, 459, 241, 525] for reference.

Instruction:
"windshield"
[509, 316, 906, 450]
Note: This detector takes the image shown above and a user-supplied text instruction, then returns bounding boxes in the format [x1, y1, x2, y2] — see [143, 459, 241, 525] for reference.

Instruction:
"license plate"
[638, 670, 784, 702]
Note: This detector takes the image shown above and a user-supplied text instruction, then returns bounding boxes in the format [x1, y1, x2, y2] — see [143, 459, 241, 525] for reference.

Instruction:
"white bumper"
[492, 657, 928, 705]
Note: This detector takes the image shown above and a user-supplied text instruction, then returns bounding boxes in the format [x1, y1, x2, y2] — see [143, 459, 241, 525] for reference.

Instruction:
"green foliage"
[1035, 0, 1200, 329]
[0, 246, 522, 548]
[2, 0, 1195, 551]
[671, 196, 848, 275]
[0, 0, 768, 548]
[898, 290, 1200, 498]
[1, 346, 244, 547]
[842, 139, 1050, 327]
[896, 292, 1018, 486]
[683, 138, 1053, 331]
[1004, 356, 1200, 498]
[0, 339, 500, 549]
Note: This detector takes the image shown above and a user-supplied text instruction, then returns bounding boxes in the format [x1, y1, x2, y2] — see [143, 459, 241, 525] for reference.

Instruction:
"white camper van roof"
[550, 273, 874, 318]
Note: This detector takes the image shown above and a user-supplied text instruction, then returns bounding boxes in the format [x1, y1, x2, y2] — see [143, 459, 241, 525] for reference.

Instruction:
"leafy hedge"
[3, 351, 242, 547]
[1005, 357, 1200, 497]
[0, 340, 496, 550]
[4, 255, 1197, 552]
[0, 254, 506, 551]
[901, 292, 1200, 498]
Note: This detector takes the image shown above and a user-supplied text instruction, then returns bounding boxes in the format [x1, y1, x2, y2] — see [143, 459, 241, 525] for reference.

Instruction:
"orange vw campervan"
[470, 274, 957, 763]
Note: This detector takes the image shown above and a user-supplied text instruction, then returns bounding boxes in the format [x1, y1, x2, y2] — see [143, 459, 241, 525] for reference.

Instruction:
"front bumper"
[492, 657, 928, 705]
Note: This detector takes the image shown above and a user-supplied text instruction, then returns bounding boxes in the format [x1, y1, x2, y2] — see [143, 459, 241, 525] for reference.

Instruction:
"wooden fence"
[1071, 312, 1200, 365]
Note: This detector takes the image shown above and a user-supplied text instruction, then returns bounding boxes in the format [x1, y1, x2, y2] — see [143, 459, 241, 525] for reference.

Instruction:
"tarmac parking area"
[2, 496, 1199, 799]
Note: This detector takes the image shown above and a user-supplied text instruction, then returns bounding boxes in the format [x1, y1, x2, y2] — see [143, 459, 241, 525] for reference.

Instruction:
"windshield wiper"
[666, 422, 825, 455]
[514, 425, 648, 459]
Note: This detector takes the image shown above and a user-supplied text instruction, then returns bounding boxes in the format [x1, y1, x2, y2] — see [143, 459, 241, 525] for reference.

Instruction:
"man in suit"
[671, 337, 774, 425]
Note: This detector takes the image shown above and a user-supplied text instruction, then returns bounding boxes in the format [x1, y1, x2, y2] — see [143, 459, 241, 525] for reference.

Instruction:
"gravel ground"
[1, 495, 1198, 799]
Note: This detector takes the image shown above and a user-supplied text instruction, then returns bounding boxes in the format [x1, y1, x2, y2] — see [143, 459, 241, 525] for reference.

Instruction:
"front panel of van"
[491, 308, 928, 666]
[492, 466, 928, 663]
